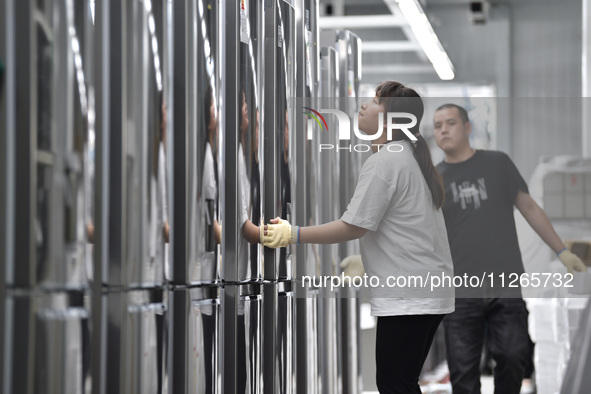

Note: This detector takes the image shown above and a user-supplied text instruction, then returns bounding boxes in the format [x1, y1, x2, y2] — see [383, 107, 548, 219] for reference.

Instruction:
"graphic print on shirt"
[450, 178, 488, 209]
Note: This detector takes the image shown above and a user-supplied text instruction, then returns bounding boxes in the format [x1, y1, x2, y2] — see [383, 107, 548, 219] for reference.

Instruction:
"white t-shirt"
[341, 141, 455, 316]
[237, 143, 251, 280]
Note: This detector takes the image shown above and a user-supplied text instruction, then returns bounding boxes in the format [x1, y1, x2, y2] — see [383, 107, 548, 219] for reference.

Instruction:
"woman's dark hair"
[375, 81, 445, 209]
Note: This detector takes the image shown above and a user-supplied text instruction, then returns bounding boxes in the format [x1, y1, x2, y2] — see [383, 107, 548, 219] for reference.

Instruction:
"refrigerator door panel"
[10, 0, 92, 290]
[277, 287, 294, 394]
[340, 287, 361, 394]
[103, 290, 166, 394]
[277, 0, 296, 281]
[319, 292, 340, 394]
[98, 0, 166, 287]
[298, 289, 320, 394]
[126, 302, 164, 393]
[34, 306, 87, 394]
[236, 0, 263, 283]
[187, 289, 221, 394]
[7, 294, 88, 394]
[238, 290, 263, 393]
[189, 0, 220, 285]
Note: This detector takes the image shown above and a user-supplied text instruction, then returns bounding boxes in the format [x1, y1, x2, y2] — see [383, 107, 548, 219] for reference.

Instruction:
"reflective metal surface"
[187, 288, 221, 394]
[104, 290, 167, 394]
[8, 293, 90, 394]
[236, 0, 263, 283]
[277, 282, 295, 394]
[2, 0, 366, 392]
[237, 286, 263, 393]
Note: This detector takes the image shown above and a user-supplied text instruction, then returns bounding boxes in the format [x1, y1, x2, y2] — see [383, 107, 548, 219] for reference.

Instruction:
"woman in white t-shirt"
[263, 81, 454, 393]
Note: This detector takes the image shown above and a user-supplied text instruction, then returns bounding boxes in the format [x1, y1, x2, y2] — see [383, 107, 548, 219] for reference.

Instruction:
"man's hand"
[558, 249, 588, 274]
[340, 254, 365, 278]
[261, 217, 298, 248]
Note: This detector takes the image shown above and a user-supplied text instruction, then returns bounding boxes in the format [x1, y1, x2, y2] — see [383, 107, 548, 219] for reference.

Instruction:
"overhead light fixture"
[394, 0, 455, 80]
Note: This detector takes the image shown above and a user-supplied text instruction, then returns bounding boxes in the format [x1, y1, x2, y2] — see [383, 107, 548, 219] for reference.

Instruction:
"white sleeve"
[202, 144, 217, 201]
[238, 146, 250, 226]
[158, 144, 168, 223]
[341, 158, 394, 232]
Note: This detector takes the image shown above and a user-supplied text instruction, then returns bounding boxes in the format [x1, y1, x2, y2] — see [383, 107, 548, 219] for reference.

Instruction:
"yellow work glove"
[557, 249, 588, 274]
[261, 217, 298, 248]
[339, 254, 365, 278]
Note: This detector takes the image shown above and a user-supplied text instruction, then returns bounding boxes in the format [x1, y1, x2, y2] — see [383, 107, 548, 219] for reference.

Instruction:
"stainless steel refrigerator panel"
[182, 0, 222, 285]
[34, 304, 88, 394]
[187, 288, 221, 394]
[276, 283, 295, 394]
[237, 286, 263, 394]
[7, 293, 90, 394]
[1, 0, 13, 386]
[9, 0, 93, 290]
[97, 0, 167, 288]
[235, 0, 264, 283]
[318, 47, 339, 278]
[220, 0, 241, 286]
[296, 289, 320, 394]
[340, 287, 361, 394]
[318, 292, 341, 394]
[277, 0, 296, 281]
[103, 289, 167, 394]
[122, 0, 166, 288]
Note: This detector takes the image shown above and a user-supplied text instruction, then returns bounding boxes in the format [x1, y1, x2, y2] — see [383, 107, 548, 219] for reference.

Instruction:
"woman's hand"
[261, 217, 298, 248]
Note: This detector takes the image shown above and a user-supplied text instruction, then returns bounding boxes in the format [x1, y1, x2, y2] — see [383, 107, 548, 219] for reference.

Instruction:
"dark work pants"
[375, 314, 445, 394]
[444, 298, 529, 394]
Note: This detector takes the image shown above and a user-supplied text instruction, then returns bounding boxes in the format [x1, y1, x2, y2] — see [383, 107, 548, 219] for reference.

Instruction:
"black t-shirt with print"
[437, 150, 529, 280]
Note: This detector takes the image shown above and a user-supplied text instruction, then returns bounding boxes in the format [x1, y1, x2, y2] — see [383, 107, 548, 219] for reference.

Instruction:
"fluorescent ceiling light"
[362, 41, 422, 52]
[318, 15, 407, 29]
[393, 0, 455, 80]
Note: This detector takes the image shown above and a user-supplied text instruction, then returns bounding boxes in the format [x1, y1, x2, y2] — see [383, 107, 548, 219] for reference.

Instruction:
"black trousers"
[375, 314, 445, 394]
[444, 298, 529, 394]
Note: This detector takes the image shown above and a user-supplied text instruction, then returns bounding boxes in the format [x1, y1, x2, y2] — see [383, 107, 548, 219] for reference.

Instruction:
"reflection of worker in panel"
[262, 81, 455, 393]
[150, 94, 169, 275]
[279, 108, 291, 267]
[238, 89, 261, 256]
[200, 85, 219, 393]
[432, 104, 587, 394]
[203, 85, 221, 251]
[250, 109, 261, 267]
[159, 96, 169, 245]
[237, 88, 261, 393]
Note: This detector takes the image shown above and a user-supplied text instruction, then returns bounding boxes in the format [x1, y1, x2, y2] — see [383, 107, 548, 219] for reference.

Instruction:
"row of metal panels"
[0, 0, 362, 393]
[3, 285, 277, 394]
[0, 0, 360, 291]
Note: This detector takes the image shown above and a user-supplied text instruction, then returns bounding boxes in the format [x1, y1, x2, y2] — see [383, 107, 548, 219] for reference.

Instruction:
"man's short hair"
[435, 103, 469, 124]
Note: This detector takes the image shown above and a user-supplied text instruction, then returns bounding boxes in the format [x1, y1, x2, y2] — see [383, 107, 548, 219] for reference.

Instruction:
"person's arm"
[514, 190, 565, 253]
[242, 220, 261, 244]
[265, 218, 368, 245]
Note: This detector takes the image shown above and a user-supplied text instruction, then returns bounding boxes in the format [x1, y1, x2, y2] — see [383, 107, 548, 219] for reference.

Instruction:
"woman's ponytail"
[411, 135, 445, 209]
[376, 81, 445, 209]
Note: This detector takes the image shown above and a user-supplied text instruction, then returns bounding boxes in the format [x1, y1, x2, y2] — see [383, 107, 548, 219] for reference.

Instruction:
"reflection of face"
[358, 96, 385, 135]
[240, 91, 249, 135]
[433, 107, 471, 154]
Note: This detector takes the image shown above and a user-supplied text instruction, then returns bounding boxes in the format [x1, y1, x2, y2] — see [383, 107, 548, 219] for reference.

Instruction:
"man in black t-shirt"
[433, 104, 587, 394]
